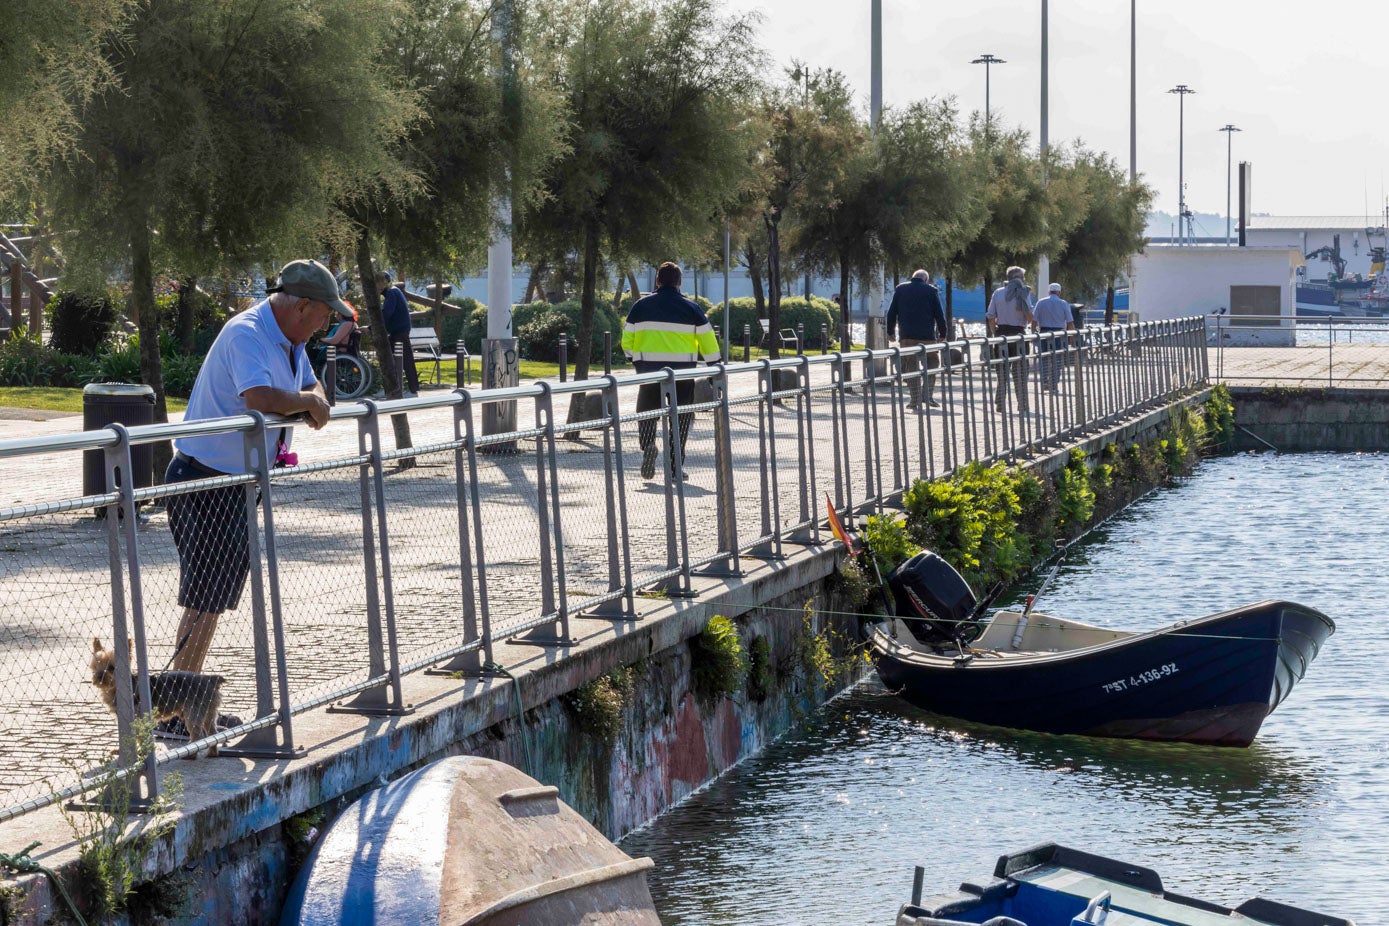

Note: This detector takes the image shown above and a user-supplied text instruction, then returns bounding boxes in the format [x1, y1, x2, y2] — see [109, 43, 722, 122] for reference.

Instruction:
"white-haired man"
[886, 269, 949, 409]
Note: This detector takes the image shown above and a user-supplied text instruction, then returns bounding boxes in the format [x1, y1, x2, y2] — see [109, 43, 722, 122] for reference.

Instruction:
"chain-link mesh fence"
[0, 318, 1209, 821]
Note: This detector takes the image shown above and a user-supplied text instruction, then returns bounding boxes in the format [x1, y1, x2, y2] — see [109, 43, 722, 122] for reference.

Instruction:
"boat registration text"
[1101, 663, 1179, 694]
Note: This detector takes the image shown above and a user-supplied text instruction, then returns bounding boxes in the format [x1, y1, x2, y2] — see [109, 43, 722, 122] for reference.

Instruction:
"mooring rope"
[0, 841, 89, 926]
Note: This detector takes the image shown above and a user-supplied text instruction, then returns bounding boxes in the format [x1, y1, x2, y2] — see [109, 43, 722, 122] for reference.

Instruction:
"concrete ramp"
[281, 756, 660, 926]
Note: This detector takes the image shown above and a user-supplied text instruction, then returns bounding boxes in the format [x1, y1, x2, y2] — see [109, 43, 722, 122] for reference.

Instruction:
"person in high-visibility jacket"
[622, 262, 721, 480]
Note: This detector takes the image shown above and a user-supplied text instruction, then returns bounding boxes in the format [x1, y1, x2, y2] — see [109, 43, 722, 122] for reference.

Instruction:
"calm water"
[621, 452, 1388, 925]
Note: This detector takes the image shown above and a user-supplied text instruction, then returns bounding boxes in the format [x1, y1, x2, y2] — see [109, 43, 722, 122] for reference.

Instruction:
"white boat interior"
[889, 611, 1134, 656]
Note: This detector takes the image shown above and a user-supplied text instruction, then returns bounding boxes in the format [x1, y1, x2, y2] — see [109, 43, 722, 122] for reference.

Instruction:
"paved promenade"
[0, 331, 1207, 815]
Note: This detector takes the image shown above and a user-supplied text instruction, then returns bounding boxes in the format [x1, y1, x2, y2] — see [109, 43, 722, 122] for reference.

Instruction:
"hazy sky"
[724, 0, 1389, 230]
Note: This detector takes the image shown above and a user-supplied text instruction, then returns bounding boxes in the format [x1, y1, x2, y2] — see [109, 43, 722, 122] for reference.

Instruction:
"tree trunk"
[945, 275, 954, 338]
[176, 277, 197, 354]
[764, 212, 782, 359]
[523, 261, 545, 304]
[628, 271, 641, 301]
[355, 232, 413, 457]
[566, 221, 600, 424]
[1105, 280, 1116, 326]
[838, 261, 851, 350]
[130, 218, 171, 477]
[745, 243, 766, 320]
[984, 273, 994, 310]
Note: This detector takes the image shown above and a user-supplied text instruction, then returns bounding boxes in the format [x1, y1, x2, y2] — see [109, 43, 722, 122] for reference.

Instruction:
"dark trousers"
[993, 324, 1028, 411]
[1038, 327, 1066, 389]
[388, 331, 420, 392]
[899, 338, 939, 405]
[637, 380, 694, 462]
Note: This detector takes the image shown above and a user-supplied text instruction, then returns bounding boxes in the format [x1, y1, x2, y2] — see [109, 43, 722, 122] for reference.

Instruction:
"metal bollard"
[796, 322, 804, 356]
[821, 323, 828, 355]
[743, 324, 751, 362]
[455, 343, 468, 388]
[393, 341, 405, 394]
[325, 345, 337, 406]
[604, 330, 612, 376]
[558, 335, 568, 382]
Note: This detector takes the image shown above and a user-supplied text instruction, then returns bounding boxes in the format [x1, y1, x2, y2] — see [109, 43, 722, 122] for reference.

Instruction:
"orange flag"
[826, 494, 856, 555]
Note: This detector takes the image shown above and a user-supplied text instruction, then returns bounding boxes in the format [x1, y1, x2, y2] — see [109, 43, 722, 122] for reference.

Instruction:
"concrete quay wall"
[1229, 386, 1389, 452]
[1, 394, 1206, 926]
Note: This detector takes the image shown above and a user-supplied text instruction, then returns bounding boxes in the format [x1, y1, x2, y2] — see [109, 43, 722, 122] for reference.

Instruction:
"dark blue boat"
[899, 842, 1355, 925]
[870, 555, 1333, 747]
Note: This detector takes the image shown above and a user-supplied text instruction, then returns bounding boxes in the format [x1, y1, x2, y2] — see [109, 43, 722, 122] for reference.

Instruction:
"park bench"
[410, 327, 442, 385]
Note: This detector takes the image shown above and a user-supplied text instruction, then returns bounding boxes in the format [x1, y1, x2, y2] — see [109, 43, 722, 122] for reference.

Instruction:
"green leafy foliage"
[1056, 448, 1096, 535]
[567, 667, 636, 744]
[903, 460, 1033, 589]
[48, 290, 116, 356]
[1204, 384, 1235, 449]
[861, 512, 921, 577]
[517, 311, 572, 363]
[832, 556, 879, 614]
[706, 298, 765, 350]
[690, 614, 749, 705]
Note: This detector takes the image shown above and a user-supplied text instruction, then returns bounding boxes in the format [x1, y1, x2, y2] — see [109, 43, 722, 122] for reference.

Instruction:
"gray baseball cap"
[268, 259, 354, 318]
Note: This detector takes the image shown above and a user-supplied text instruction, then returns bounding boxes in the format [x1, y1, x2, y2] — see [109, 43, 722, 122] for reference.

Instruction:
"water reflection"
[623, 454, 1381, 925]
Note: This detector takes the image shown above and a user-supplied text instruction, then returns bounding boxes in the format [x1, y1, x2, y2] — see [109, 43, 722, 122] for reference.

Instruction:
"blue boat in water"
[898, 843, 1355, 925]
[869, 552, 1334, 747]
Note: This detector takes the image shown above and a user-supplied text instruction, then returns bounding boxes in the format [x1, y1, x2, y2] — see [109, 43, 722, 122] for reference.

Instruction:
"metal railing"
[0, 317, 1208, 822]
[1209, 313, 1389, 387]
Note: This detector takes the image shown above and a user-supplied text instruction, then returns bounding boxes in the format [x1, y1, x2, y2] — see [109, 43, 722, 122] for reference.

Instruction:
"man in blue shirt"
[377, 270, 418, 397]
[162, 259, 344, 734]
[886, 270, 949, 409]
[1034, 282, 1076, 392]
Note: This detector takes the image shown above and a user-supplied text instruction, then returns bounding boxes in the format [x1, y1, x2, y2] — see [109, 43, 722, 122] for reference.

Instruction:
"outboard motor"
[887, 552, 983, 649]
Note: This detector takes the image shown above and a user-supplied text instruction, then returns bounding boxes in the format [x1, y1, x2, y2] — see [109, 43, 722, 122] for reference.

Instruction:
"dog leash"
[0, 842, 90, 926]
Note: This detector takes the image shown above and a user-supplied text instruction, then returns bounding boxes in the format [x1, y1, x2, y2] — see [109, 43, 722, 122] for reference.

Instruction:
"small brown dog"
[89, 638, 225, 758]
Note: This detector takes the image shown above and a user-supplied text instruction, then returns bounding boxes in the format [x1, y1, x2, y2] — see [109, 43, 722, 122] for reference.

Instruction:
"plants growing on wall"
[566, 667, 637, 745]
[690, 615, 749, 705]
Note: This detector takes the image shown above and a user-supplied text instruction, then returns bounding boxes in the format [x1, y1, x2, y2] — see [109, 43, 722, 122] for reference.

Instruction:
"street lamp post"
[1037, 0, 1050, 293]
[1168, 84, 1196, 244]
[1219, 124, 1242, 246]
[970, 54, 1006, 135]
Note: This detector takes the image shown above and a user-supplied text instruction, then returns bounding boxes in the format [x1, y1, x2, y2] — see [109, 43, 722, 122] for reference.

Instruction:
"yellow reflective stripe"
[621, 326, 636, 355]
[627, 328, 700, 355]
[696, 329, 720, 360]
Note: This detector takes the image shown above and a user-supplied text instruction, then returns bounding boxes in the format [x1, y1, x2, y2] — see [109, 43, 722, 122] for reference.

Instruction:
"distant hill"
[1145, 210, 1230, 239]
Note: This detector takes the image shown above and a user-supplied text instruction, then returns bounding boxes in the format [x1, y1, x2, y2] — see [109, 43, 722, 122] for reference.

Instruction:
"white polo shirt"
[174, 300, 318, 474]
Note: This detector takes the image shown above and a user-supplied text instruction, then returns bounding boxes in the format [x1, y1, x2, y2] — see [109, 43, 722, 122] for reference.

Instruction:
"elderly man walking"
[886, 269, 949, 409]
[1034, 281, 1076, 392]
[985, 265, 1036, 413]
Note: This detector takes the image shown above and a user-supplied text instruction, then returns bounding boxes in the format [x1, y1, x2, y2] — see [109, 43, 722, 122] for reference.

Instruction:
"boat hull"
[872, 600, 1333, 747]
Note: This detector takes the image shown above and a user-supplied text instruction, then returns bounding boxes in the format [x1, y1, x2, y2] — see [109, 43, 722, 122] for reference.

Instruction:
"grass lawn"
[0, 386, 187, 415]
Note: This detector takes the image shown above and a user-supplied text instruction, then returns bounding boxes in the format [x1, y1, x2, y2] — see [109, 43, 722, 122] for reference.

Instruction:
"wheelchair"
[312, 326, 374, 401]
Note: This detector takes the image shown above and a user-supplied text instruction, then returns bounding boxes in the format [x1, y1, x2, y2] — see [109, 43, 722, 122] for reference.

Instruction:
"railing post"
[694, 363, 744, 577]
[429, 391, 490, 674]
[329, 401, 414, 715]
[515, 381, 579, 639]
[747, 360, 784, 559]
[660, 370, 699, 590]
[325, 345, 337, 406]
[581, 375, 642, 617]
[220, 413, 304, 756]
[90, 424, 159, 811]
[793, 355, 820, 543]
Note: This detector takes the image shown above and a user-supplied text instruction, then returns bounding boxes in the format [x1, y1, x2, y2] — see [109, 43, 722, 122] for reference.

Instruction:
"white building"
[1243, 215, 1387, 282]
[1129, 244, 1301, 345]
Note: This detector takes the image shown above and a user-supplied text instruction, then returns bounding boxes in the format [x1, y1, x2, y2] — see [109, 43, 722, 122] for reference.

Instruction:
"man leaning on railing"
[621, 261, 721, 481]
[159, 259, 344, 739]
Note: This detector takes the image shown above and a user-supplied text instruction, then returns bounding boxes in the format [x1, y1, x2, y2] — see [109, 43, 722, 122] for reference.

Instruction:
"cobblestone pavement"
[0, 338, 1210, 814]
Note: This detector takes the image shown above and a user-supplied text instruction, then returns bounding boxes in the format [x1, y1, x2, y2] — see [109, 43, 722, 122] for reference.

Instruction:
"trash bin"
[82, 383, 156, 497]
